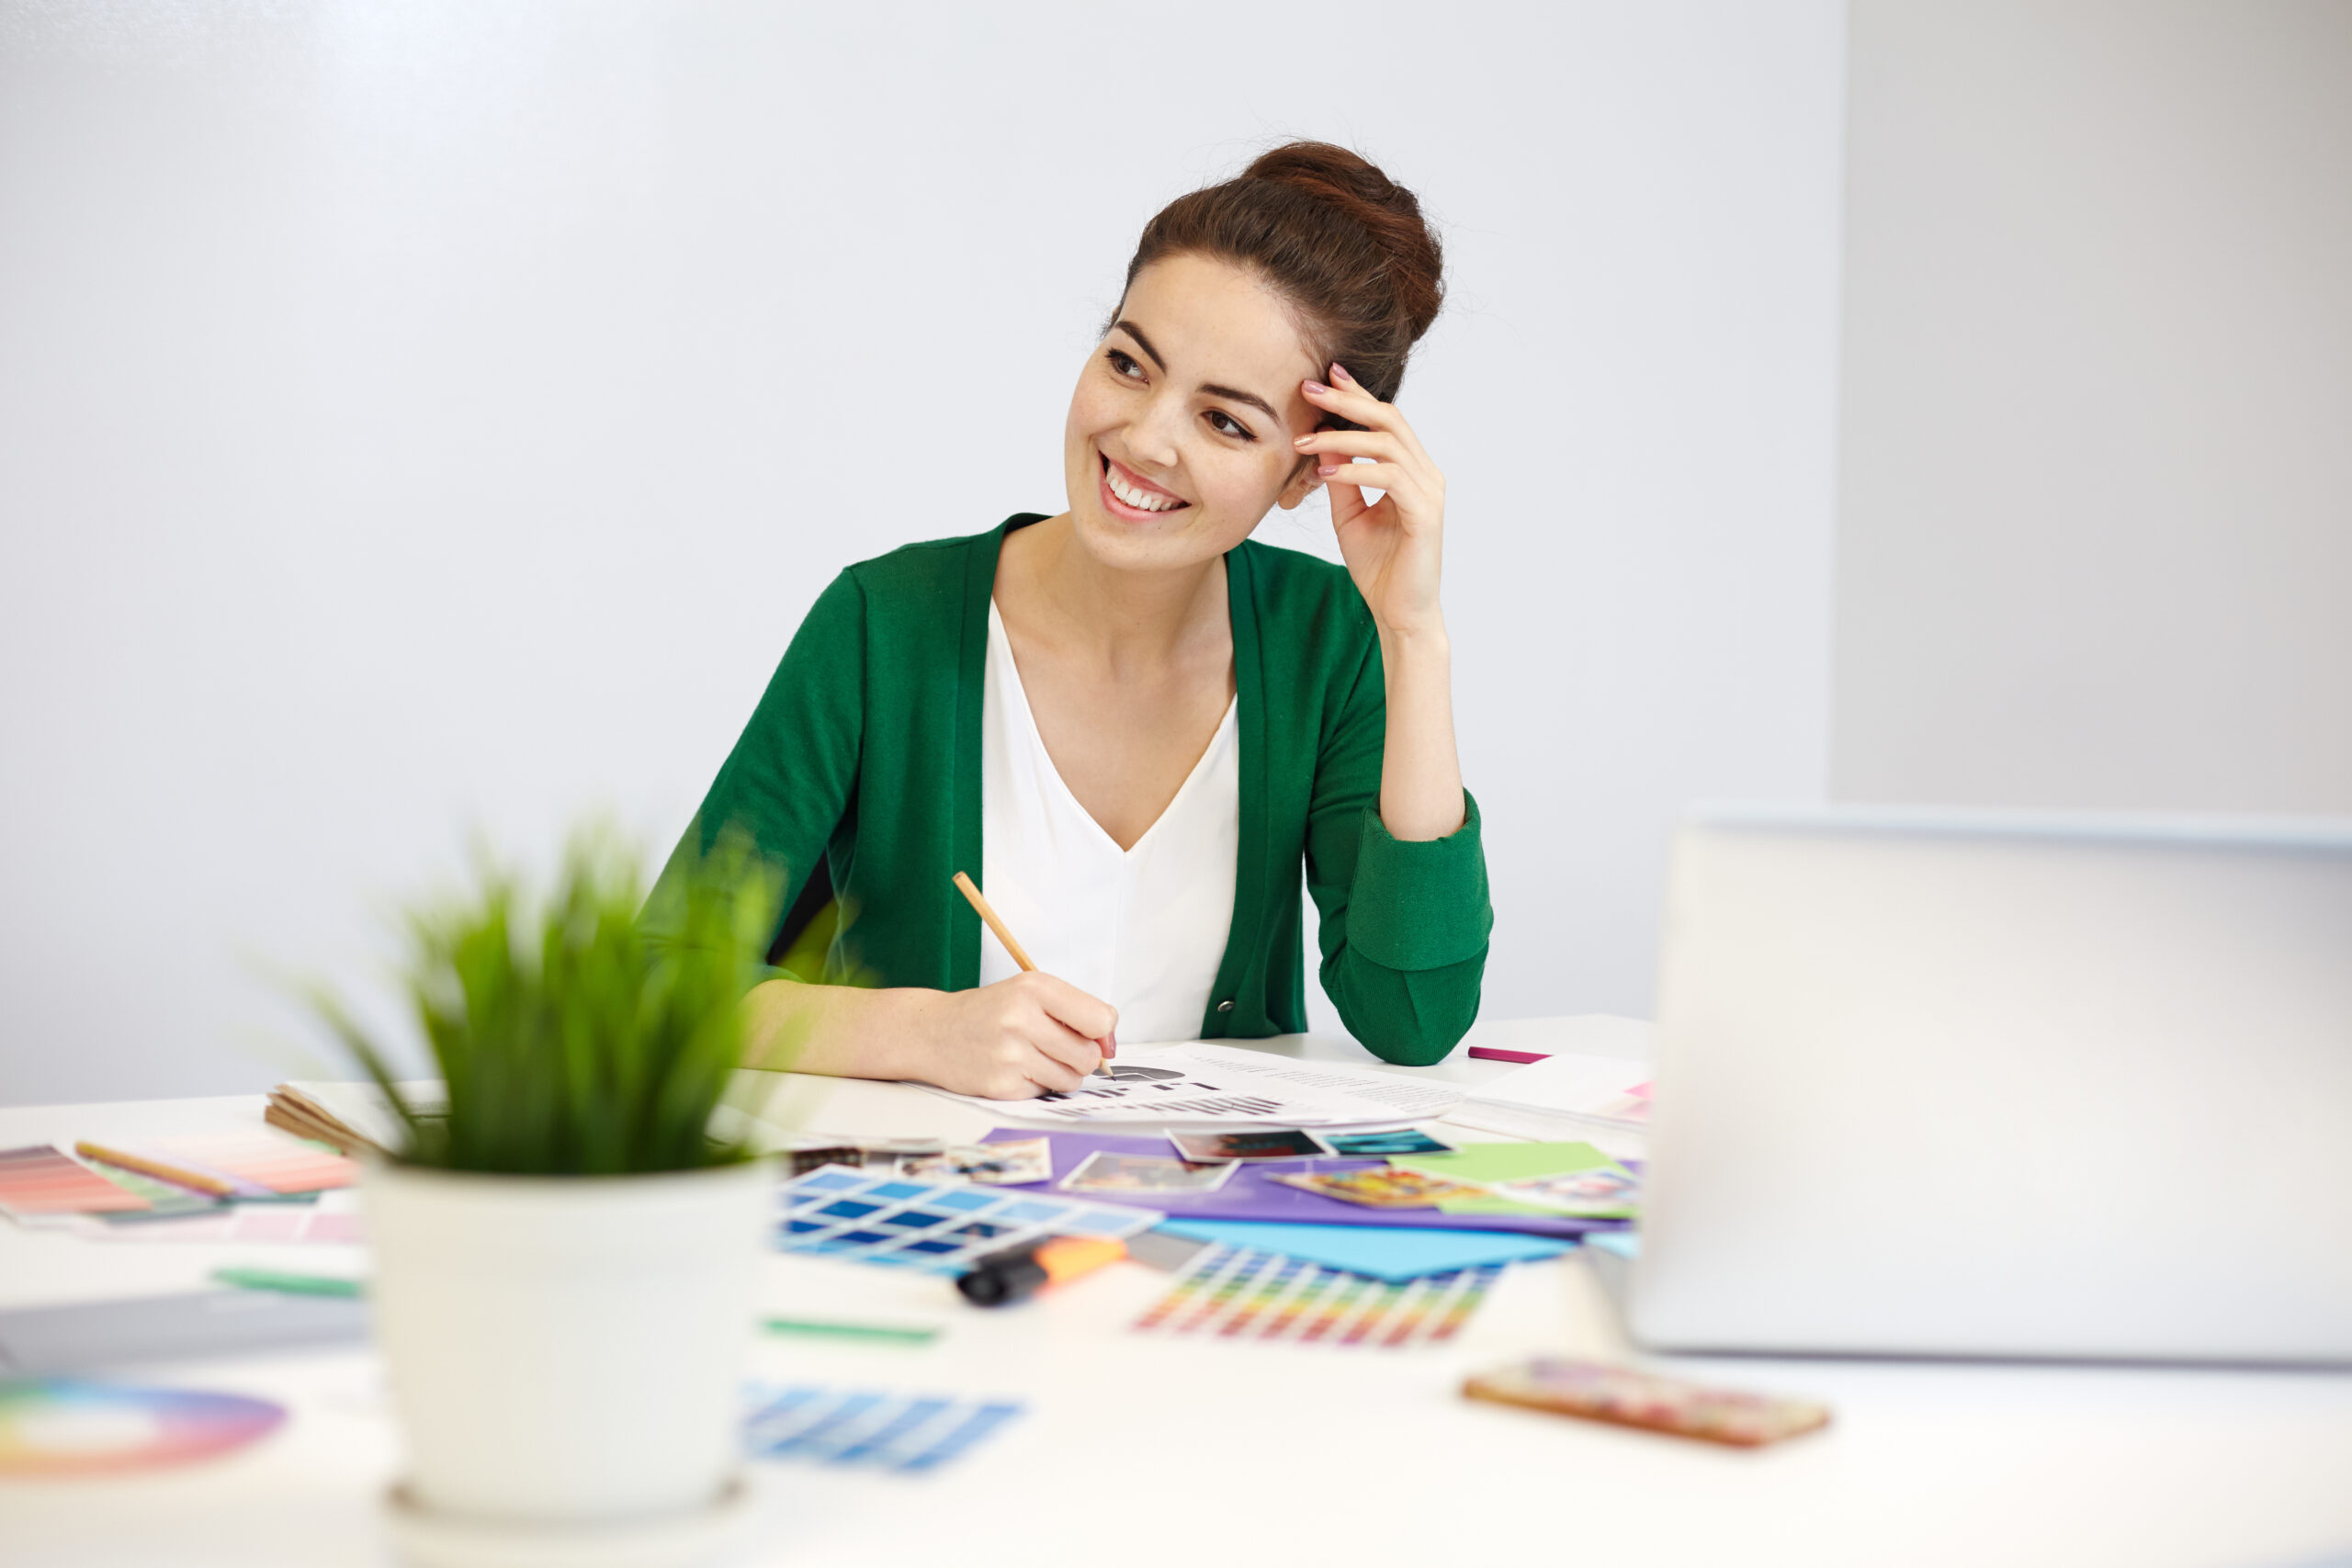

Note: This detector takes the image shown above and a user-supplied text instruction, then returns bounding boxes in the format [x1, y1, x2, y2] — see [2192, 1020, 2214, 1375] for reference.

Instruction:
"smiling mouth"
[1100, 453, 1190, 516]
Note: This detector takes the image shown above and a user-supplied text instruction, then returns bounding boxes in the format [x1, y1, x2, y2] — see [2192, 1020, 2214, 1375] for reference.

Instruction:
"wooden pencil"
[74, 1141, 243, 1199]
[951, 871, 1111, 1075]
[951, 872, 1036, 972]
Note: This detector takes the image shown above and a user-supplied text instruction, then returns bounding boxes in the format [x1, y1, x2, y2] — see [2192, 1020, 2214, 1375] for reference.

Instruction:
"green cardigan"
[653, 516, 1491, 1066]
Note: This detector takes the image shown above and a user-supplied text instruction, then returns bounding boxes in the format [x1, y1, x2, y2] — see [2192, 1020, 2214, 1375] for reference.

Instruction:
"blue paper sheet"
[1585, 1230, 1641, 1261]
[1154, 1219, 1572, 1281]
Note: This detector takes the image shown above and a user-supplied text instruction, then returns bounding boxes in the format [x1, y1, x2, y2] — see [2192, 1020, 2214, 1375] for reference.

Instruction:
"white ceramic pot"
[363, 1157, 773, 1536]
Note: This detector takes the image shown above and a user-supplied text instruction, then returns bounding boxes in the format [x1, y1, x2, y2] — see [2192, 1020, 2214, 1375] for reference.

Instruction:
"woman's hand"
[1295, 363, 1447, 637]
[1295, 362, 1465, 842]
[740, 970, 1116, 1099]
[901, 971, 1118, 1100]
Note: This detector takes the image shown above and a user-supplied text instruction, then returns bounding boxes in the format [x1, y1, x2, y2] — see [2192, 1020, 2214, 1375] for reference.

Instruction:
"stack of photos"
[1164, 1126, 1458, 1162]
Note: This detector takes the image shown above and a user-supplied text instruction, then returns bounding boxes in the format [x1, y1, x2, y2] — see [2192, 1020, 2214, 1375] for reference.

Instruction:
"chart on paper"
[913, 1043, 1464, 1129]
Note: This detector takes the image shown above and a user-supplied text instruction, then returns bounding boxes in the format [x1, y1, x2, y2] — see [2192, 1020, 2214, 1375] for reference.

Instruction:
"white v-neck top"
[978, 603, 1239, 1045]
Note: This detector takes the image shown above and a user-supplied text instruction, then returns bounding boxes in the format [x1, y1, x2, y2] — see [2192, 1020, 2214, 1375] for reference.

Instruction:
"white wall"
[0, 2, 1846, 1104]
[1834, 0, 2352, 813]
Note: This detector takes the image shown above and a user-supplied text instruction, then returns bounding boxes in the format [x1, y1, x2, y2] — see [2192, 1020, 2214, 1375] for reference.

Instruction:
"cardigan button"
[1216, 999, 1234, 1013]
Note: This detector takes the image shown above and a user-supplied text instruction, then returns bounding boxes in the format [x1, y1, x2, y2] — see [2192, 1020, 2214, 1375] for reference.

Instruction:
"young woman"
[651, 141, 1490, 1099]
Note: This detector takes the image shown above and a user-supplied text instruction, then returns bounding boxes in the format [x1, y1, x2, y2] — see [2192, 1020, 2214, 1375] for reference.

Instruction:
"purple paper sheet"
[982, 1129, 1624, 1238]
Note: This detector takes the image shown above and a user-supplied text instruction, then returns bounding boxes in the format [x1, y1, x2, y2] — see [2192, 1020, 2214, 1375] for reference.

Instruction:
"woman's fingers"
[1295, 428, 1406, 462]
[1317, 459, 1410, 495]
[1302, 365, 1432, 463]
[1302, 375, 1383, 428]
[1026, 1021, 1102, 1084]
[1027, 972, 1117, 1043]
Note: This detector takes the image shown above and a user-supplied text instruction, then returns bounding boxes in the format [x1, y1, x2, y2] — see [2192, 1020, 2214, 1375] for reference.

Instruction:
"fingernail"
[1317, 465, 1339, 478]
[1304, 379, 1330, 395]
[1293, 434, 1313, 447]
[1331, 363, 1355, 385]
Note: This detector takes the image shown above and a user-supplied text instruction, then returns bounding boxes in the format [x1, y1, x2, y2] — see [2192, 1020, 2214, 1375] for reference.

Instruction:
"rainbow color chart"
[1133, 1244, 1502, 1349]
[0, 1380, 286, 1475]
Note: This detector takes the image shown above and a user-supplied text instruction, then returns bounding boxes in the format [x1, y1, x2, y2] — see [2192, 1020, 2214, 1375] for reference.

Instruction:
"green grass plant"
[309, 828, 783, 1175]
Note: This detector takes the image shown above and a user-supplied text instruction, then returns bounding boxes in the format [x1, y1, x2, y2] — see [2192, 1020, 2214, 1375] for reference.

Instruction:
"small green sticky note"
[761, 1317, 939, 1346]
[212, 1268, 365, 1298]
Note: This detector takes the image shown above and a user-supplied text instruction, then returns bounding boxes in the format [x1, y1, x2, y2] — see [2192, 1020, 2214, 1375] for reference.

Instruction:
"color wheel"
[0, 1379, 285, 1475]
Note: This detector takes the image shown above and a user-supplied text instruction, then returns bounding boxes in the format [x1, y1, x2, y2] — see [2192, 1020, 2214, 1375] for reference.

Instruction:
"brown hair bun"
[1121, 140, 1444, 406]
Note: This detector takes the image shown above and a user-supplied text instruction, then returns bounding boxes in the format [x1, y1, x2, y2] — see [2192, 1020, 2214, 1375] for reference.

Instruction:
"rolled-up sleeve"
[1304, 631, 1491, 1066]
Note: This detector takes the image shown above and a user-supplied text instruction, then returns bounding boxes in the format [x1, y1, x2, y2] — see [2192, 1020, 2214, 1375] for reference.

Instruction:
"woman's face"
[1061, 252, 1326, 574]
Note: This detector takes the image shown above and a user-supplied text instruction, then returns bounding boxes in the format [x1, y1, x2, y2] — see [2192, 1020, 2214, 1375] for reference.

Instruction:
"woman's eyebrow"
[1112, 320, 1166, 370]
[1114, 319, 1281, 425]
[1199, 382, 1281, 425]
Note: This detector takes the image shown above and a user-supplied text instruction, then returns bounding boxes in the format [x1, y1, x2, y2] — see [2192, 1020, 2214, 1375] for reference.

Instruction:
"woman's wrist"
[1375, 612, 1450, 660]
[1374, 609, 1466, 842]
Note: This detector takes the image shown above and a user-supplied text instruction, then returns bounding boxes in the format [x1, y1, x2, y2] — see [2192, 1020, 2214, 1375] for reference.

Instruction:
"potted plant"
[311, 830, 783, 1566]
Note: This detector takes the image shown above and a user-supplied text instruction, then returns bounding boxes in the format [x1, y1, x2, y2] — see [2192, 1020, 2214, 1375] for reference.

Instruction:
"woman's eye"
[1205, 411, 1255, 441]
[1105, 349, 1145, 380]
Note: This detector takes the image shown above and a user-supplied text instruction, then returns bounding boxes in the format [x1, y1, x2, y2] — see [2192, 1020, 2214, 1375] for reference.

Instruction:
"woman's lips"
[1099, 453, 1190, 521]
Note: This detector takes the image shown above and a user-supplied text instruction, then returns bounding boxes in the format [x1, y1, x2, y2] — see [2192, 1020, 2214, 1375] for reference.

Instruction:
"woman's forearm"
[1376, 617, 1466, 841]
[739, 978, 932, 1079]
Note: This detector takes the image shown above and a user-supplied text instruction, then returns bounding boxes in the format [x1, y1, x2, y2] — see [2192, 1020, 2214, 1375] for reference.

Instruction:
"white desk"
[5, 1021, 2350, 1568]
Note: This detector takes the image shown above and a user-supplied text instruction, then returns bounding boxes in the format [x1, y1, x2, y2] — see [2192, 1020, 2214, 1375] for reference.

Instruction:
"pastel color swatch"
[0, 1145, 150, 1217]
[0, 1380, 286, 1475]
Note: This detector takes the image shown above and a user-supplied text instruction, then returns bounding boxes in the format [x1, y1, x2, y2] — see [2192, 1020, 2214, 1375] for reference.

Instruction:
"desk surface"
[4, 1021, 2349, 1568]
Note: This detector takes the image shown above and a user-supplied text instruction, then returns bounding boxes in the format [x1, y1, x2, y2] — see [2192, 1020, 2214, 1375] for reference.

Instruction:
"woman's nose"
[1127, 399, 1183, 471]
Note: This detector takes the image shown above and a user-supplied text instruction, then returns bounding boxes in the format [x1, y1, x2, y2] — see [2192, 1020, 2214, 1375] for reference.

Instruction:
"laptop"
[1624, 806, 2352, 1364]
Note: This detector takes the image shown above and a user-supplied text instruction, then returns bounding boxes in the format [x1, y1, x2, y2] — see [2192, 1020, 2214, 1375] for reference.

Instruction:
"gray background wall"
[0, 2, 1845, 1103]
[10, 1, 2344, 1109]
[1834, 0, 2352, 814]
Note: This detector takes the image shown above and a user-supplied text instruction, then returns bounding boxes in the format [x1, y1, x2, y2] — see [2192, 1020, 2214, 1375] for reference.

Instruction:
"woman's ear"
[1276, 454, 1324, 513]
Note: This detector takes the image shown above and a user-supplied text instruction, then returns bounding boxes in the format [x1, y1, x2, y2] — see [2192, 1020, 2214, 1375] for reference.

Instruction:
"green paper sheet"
[1393, 1142, 1628, 1216]
[1392, 1140, 1618, 1185]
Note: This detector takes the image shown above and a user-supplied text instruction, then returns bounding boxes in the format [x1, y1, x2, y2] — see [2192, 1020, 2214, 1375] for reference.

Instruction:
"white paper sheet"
[911, 1043, 1464, 1129]
[1463, 1052, 1650, 1121]
[1444, 1052, 1653, 1156]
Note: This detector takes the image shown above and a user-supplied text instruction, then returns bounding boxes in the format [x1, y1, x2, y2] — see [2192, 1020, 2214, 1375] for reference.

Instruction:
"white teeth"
[1107, 465, 1182, 512]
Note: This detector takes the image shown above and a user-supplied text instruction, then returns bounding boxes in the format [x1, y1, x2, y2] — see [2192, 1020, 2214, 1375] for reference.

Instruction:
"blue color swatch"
[1153, 1218, 1570, 1281]
[744, 1384, 1024, 1475]
[774, 1166, 1161, 1276]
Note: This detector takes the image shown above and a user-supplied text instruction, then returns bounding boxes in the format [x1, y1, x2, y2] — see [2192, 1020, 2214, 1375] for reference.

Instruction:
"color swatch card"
[744, 1385, 1024, 1475]
[1133, 1243, 1502, 1349]
[0, 1145, 151, 1219]
[0, 1380, 286, 1475]
[777, 1166, 1160, 1276]
[77, 1133, 356, 1198]
[71, 1160, 227, 1218]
